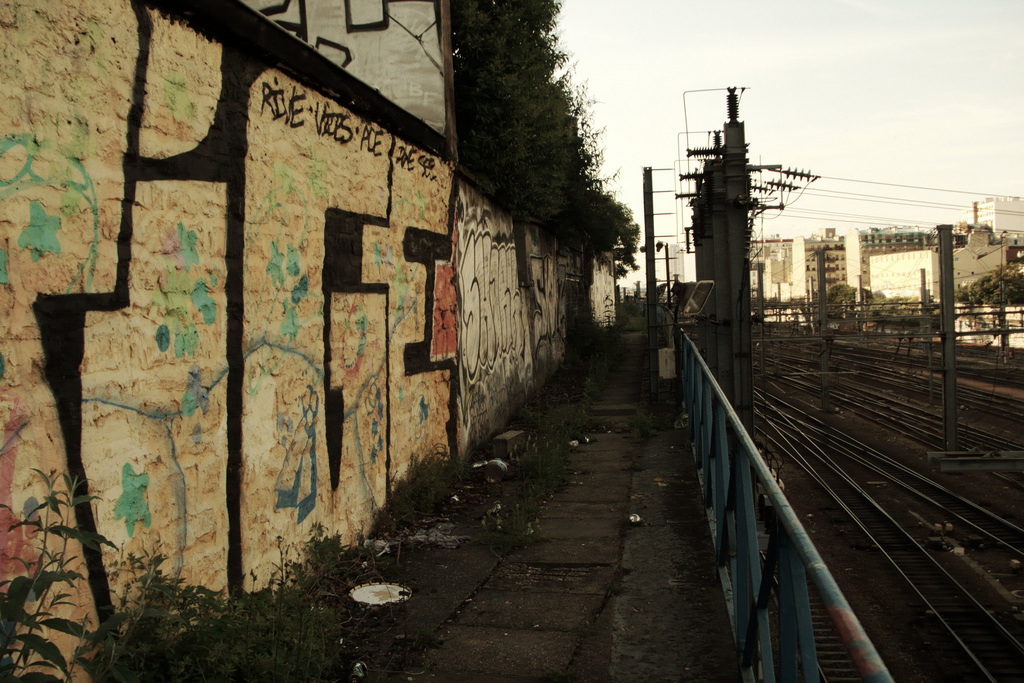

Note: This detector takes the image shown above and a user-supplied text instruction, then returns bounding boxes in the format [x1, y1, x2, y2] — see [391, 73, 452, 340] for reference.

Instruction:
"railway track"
[758, 391, 1024, 558]
[756, 394, 1024, 681]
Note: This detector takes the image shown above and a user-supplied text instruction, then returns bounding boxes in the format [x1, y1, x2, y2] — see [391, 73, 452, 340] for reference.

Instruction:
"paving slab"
[512, 535, 620, 564]
[378, 332, 737, 682]
[537, 500, 626, 520]
[534, 515, 621, 539]
[487, 561, 613, 594]
[566, 452, 630, 470]
[459, 588, 604, 630]
[611, 430, 739, 682]
[552, 483, 630, 503]
[387, 672, 545, 683]
[425, 625, 578, 677]
[562, 469, 632, 488]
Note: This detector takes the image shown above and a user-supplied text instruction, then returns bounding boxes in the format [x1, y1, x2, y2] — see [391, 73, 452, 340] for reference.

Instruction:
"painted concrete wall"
[455, 183, 566, 458]
[590, 254, 616, 325]
[0, 0, 456, 615]
[0, 0, 610, 640]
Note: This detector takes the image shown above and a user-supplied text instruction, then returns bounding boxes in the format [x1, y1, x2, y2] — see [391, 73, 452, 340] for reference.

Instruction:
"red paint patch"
[431, 262, 457, 361]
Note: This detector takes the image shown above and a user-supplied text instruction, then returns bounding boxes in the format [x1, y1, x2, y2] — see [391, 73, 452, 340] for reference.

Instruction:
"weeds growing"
[376, 445, 468, 533]
[0, 472, 394, 682]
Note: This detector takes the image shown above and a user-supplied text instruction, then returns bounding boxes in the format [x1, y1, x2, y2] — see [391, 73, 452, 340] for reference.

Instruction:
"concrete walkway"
[381, 333, 738, 681]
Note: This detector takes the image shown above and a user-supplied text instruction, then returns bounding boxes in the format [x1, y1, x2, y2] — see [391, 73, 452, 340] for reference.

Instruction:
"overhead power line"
[816, 174, 1019, 198]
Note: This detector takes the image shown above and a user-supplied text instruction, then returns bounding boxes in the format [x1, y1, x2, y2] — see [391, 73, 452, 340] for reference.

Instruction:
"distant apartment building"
[792, 229, 846, 300]
[845, 227, 935, 293]
[868, 225, 1006, 299]
[959, 197, 1024, 233]
[750, 235, 794, 300]
[869, 250, 939, 299]
[953, 225, 1008, 289]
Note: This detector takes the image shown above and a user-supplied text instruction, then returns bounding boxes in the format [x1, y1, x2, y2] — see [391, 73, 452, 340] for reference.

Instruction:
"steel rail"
[758, 400, 1024, 682]
[758, 390, 1024, 560]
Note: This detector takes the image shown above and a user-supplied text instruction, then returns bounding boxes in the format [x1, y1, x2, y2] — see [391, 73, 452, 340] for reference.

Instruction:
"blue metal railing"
[680, 333, 893, 683]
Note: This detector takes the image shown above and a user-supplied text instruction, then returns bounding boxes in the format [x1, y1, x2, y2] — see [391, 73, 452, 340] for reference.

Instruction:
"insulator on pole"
[727, 87, 738, 122]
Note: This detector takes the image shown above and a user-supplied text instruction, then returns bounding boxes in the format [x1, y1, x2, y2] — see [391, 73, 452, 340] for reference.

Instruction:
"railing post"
[678, 333, 893, 683]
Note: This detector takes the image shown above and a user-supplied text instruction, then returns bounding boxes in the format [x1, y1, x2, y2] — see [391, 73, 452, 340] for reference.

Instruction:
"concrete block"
[493, 429, 526, 460]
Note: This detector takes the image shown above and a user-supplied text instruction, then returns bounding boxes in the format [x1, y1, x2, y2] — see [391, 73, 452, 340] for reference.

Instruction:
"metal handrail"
[680, 332, 893, 683]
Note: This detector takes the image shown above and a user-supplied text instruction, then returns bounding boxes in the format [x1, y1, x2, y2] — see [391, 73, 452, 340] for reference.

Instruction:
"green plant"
[0, 469, 119, 682]
[377, 446, 467, 533]
[101, 538, 354, 682]
[411, 628, 443, 651]
[479, 501, 539, 557]
[628, 410, 656, 441]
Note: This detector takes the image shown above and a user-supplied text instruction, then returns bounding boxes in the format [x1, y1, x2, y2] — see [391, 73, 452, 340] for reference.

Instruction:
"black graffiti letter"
[261, 81, 287, 120]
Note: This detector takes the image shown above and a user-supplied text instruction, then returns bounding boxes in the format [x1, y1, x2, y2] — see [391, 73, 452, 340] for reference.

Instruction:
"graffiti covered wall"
[0, 0, 457, 615]
[456, 182, 566, 457]
[0, 0, 609, 635]
[240, 0, 449, 134]
[591, 253, 616, 325]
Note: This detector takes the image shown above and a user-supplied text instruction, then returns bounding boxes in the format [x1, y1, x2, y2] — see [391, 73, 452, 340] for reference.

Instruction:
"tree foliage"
[450, 0, 639, 274]
[955, 263, 1024, 305]
[826, 283, 856, 304]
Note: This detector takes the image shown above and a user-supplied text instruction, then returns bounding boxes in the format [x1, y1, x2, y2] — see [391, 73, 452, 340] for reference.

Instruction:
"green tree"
[826, 283, 856, 304]
[955, 263, 1024, 304]
[450, 0, 639, 276]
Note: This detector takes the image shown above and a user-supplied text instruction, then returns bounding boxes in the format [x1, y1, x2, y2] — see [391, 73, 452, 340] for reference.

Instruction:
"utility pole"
[818, 250, 830, 412]
[857, 274, 866, 336]
[681, 89, 814, 437]
[938, 225, 958, 452]
[921, 268, 934, 403]
[723, 89, 754, 434]
[644, 168, 659, 403]
[757, 261, 766, 380]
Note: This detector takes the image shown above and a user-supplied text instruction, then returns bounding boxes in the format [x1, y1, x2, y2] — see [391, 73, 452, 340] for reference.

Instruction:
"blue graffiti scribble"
[274, 385, 319, 523]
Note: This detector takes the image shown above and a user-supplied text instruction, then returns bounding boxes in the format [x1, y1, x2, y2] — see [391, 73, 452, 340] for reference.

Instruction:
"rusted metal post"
[818, 250, 830, 412]
[938, 224, 958, 452]
[921, 268, 934, 404]
[757, 261, 765, 380]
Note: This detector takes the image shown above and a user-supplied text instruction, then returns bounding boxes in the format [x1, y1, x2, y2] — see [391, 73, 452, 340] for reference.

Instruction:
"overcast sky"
[557, 0, 1024, 285]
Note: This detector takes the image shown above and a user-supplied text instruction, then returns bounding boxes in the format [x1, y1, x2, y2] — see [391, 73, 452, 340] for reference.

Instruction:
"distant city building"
[845, 227, 935, 293]
[959, 197, 1024, 233]
[750, 235, 794, 300]
[953, 225, 1008, 289]
[868, 225, 1006, 300]
[869, 250, 939, 299]
[792, 229, 846, 300]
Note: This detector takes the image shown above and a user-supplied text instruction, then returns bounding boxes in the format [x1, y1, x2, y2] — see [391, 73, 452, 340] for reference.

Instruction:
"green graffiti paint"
[273, 161, 297, 195]
[308, 154, 328, 202]
[0, 353, 5, 381]
[174, 326, 199, 358]
[0, 135, 99, 291]
[156, 324, 170, 352]
[62, 115, 93, 162]
[267, 241, 285, 287]
[114, 463, 151, 538]
[60, 187, 80, 217]
[163, 71, 196, 123]
[18, 200, 62, 262]
[290, 275, 308, 305]
[191, 279, 217, 325]
[280, 306, 300, 340]
[413, 190, 427, 219]
[152, 222, 216, 355]
[177, 221, 200, 272]
[286, 244, 301, 277]
[0, 248, 7, 284]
